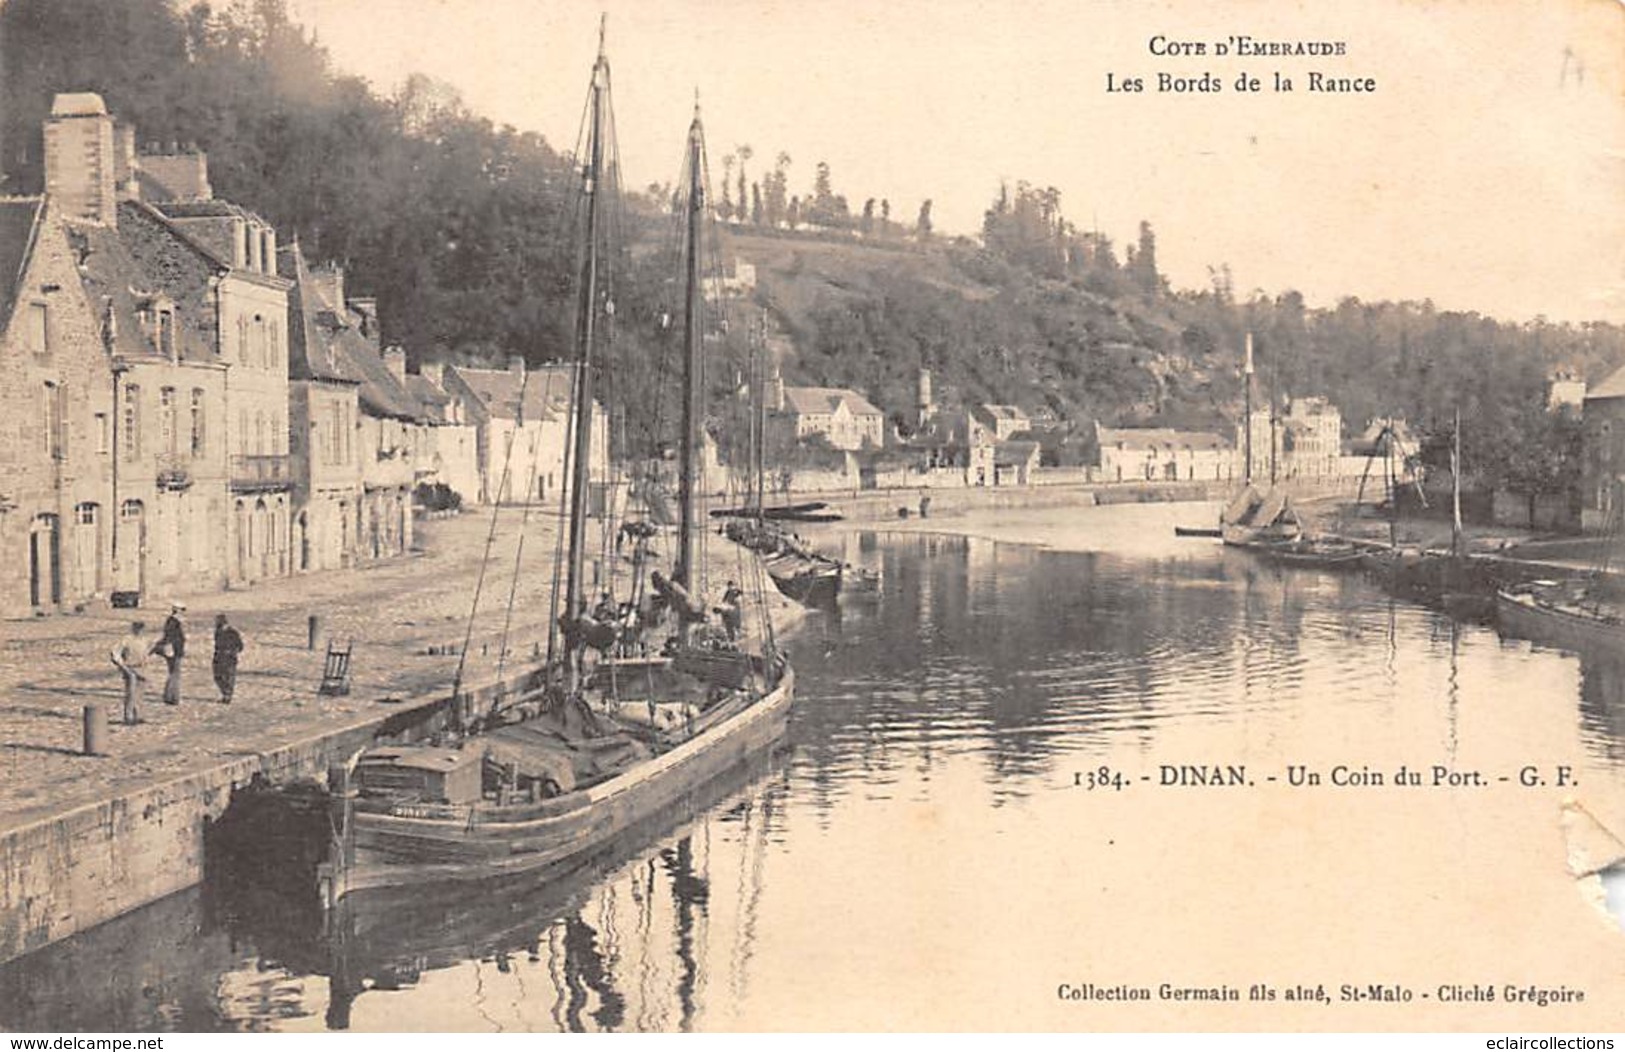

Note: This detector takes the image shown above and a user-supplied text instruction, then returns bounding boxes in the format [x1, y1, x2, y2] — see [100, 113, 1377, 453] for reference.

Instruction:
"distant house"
[1549, 372, 1587, 413]
[407, 362, 480, 505]
[1280, 396, 1342, 478]
[972, 403, 1031, 442]
[993, 438, 1041, 485]
[769, 372, 885, 451]
[443, 359, 608, 505]
[1581, 366, 1625, 531]
[1094, 423, 1234, 483]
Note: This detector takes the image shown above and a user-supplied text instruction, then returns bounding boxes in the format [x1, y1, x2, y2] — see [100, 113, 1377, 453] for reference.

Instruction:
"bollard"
[308, 614, 322, 650]
[82, 703, 107, 756]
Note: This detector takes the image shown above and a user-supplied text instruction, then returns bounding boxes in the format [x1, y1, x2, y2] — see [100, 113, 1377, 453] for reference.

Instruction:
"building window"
[94, 412, 109, 454]
[236, 315, 249, 363]
[190, 389, 205, 455]
[43, 382, 62, 459]
[272, 411, 283, 455]
[269, 320, 281, 370]
[26, 303, 48, 354]
[159, 387, 176, 454]
[123, 383, 141, 461]
[256, 411, 267, 455]
[156, 309, 176, 359]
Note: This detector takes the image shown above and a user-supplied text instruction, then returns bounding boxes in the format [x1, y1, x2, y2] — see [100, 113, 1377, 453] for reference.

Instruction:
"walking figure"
[154, 603, 186, 705]
[110, 621, 149, 725]
[718, 580, 744, 641]
[213, 614, 244, 704]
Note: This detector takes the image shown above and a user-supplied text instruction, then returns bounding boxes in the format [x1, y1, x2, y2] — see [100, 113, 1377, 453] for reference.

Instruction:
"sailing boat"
[720, 314, 843, 607]
[1496, 496, 1625, 655]
[322, 28, 795, 900]
[1220, 333, 1302, 546]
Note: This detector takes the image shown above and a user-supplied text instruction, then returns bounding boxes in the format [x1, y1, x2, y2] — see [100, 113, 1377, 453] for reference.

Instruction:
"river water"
[4, 501, 1624, 1032]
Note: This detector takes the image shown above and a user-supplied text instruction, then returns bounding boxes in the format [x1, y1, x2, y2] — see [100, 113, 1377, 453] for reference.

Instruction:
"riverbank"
[0, 511, 805, 965]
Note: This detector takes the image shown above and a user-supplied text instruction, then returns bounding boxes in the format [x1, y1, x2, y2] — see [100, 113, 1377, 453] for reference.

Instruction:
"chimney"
[420, 361, 445, 388]
[349, 297, 378, 344]
[44, 93, 116, 225]
[508, 355, 526, 377]
[308, 265, 345, 311]
[133, 145, 212, 203]
[383, 346, 407, 386]
[113, 121, 138, 200]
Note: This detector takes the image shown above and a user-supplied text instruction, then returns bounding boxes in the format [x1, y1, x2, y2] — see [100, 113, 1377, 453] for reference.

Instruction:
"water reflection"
[5, 506, 1625, 1031]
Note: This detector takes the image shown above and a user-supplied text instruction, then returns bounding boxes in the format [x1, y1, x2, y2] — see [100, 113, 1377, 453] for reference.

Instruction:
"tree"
[880, 198, 892, 236]
[916, 199, 933, 241]
[751, 181, 763, 225]
[861, 198, 875, 236]
[1133, 220, 1160, 295]
[735, 143, 752, 222]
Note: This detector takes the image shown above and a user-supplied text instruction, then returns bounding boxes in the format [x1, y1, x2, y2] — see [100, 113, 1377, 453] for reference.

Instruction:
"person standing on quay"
[154, 603, 186, 705]
[110, 621, 149, 725]
[213, 614, 244, 704]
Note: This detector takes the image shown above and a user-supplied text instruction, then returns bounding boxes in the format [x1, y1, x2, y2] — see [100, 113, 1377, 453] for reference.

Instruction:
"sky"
[289, 0, 1625, 325]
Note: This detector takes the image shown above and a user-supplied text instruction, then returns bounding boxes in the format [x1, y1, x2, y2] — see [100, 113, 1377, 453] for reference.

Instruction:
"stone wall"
[0, 664, 542, 966]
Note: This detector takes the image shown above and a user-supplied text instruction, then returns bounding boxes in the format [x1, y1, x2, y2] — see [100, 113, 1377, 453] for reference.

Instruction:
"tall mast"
[1451, 407, 1463, 558]
[1268, 340, 1279, 486]
[676, 98, 705, 600]
[756, 311, 768, 516]
[564, 20, 609, 688]
[1242, 332, 1254, 486]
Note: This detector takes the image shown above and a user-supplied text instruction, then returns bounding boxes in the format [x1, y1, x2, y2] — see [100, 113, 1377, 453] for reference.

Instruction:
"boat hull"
[1496, 589, 1625, 657]
[767, 560, 841, 607]
[335, 667, 795, 898]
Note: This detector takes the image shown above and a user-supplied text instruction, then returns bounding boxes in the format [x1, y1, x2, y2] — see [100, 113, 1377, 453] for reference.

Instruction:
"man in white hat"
[153, 603, 187, 705]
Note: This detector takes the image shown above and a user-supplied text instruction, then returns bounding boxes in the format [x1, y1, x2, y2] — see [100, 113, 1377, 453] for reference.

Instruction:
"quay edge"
[2, 663, 543, 967]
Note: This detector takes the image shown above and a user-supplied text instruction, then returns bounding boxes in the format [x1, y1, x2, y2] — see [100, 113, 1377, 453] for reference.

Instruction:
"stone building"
[0, 194, 116, 613]
[282, 243, 363, 572]
[1280, 397, 1343, 479]
[327, 293, 420, 561]
[70, 215, 230, 603]
[115, 195, 293, 586]
[1580, 365, 1625, 531]
[1094, 423, 1234, 483]
[766, 368, 886, 452]
[408, 362, 481, 505]
[443, 360, 607, 506]
[972, 403, 1031, 443]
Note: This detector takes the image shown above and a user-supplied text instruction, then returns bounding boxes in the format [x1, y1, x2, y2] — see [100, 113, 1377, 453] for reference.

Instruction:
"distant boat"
[1173, 525, 1223, 538]
[1496, 579, 1625, 657]
[1235, 535, 1376, 570]
[1220, 484, 1303, 546]
[710, 501, 842, 523]
[842, 564, 883, 597]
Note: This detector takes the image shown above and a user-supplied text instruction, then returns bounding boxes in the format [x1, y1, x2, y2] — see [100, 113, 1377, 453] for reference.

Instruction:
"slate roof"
[338, 338, 419, 421]
[450, 363, 577, 424]
[68, 219, 216, 363]
[1094, 423, 1230, 451]
[1586, 365, 1625, 402]
[279, 242, 418, 419]
[781, 385, 883, 418]
[0, 197, 43, 332]
[280, 243, 355, 384]
[406, 374, 451, 423]
[994, 438, 1041, 467]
